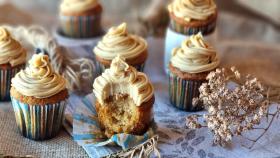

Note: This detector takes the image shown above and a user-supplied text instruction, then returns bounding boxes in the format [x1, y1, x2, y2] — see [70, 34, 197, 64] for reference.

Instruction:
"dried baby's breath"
[186, 67, 280, 148]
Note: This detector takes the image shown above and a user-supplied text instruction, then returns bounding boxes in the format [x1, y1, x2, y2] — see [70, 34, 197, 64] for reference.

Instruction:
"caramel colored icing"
[12, 54, 67, 98]
[170, 32, 219, 73]
[168, 0, 217, 22]
[0, 27, 26, 66]
[93, 56, 154, 106]
[60, 0, 99, 13]
[94, 23, 147, 60]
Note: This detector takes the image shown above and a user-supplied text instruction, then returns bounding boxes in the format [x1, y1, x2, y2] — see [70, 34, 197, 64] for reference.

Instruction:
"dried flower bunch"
[186, 67, 279, 148]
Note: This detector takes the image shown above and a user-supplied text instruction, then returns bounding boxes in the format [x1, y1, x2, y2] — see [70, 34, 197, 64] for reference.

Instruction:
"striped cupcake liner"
[59, 13, 102, 38]
[169, 18, 216, 36]
[96, 60, 145, 75]
[11, 98, 67, 140]
[168, 72, 204, 111]
[0, 65, 25, 101]
[73, 94, 156, 152]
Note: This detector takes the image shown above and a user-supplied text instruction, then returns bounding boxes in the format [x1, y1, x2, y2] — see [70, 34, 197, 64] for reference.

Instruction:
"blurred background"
[0, 0, 280, 30]
[0, 0, 279, 86]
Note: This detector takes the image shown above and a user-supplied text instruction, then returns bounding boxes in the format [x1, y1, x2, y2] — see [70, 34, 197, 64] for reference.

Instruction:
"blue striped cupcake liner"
[169, 18, 216, 36]
[73, 94, 156, 152]
[168, 72, 204, 111]
[95, 60, 145, 75]
[59, 13, 102, 38]
[11, 97, 67, 140]
[0, 64, 25, 101]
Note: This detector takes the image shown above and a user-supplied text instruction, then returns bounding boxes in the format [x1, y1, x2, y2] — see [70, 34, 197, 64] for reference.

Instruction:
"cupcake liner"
[169, 72, 204, 111]
[73, 93, 156, 153]
[59, 13, 102, 38]
[170, 17, 216, 35]
[96, 60, 145, 75]
[0, 64, 25, 101]
[11, 97, 67, 140]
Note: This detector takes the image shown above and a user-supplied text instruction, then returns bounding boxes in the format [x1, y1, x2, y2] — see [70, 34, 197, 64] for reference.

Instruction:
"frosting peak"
[93, 56, 154, 106]
[93, 23, 147, 60]
[170, 32, 219, 73]
[29, 54, 52, 78]
[12, 54, 67, 98]
[108, 23, 127, 36]
[111, 55, 129, 73]
[0, 28, 10, 41]
[0, 27, 26, 66]
[60, 0, 99, 13]
[168, 0, 217, 22]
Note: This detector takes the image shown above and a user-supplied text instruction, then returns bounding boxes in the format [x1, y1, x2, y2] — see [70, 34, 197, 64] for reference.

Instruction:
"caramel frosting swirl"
[168, 0, 217, 22]
[0, 27, 26, 66]
[12, 54, 67, 98]
[60, 0, 99, 13]
[170, 32, 219, 73]
[94, 23, 147, 60]
[93, 55, 154, 106]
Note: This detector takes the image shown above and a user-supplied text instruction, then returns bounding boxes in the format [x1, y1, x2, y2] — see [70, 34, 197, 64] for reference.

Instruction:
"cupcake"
[93, 23, 148, 74]
[169, 32, 219, 111]
[93, 55, 154, 138]
[59, 0, 103, 38]
[167, 0, 217, 35]
[10, 54, 68, 140]
[0, 27, 26, 101]
[164, 0, 218, 73]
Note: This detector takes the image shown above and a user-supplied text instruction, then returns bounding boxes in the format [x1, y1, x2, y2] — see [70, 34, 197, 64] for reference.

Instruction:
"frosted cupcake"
[59, 0, 103, 38]
[10, 54, 68, 140]
[164, 0, 218, 73]
[169, 33, 219, 111]
[93, 23, 148, 74]
[0, 27, 26, 101]
[167, 0, 217, 35]
[93, 55, 154, 138]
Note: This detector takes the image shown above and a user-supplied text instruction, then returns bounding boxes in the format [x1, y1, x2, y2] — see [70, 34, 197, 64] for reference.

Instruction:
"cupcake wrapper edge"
[11, 98, 67, 140]
[0, 65, 25, 101]
[169, 73, 204, 111]
[170, 18, 216, 35]
[60, 14, 102, 38]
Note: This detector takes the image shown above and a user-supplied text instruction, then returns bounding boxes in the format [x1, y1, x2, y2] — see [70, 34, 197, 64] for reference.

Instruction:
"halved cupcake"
[93, 23, 148, 74]
[0, 27, 26, 101]
[11, 53, 68, 140]
[93, 55, 154, 138]
[169, 32, 219, 111]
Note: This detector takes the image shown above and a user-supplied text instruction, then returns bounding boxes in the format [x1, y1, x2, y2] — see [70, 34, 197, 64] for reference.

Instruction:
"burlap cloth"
[0, 103, 88, 158]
